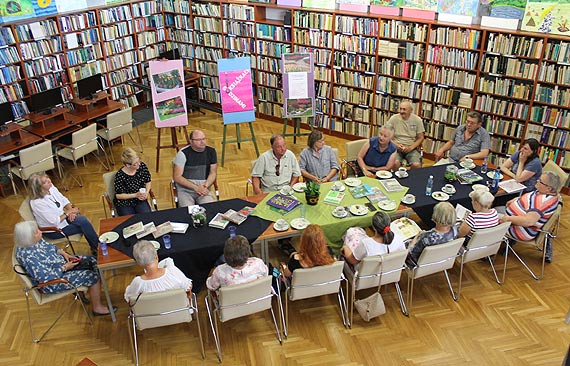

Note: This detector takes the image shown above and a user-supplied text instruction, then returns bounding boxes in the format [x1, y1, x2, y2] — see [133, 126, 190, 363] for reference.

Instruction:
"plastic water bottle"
[491, 169, 501, 193]
[481, 156, 488, 174]
[425, 175, 434, 196]
[99, 240, 108, 256]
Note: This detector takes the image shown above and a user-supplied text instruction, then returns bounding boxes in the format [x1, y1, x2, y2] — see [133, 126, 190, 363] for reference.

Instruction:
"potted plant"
[304, 181, 320, 205]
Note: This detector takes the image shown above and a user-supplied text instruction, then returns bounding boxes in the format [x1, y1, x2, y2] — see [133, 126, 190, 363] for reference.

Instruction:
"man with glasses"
[434, 111, 490, 164]
[252, 134, 301, 195]
[173, 129, 217, 207]
[499, 171, 561, 262]
[385, 100, 425, 169]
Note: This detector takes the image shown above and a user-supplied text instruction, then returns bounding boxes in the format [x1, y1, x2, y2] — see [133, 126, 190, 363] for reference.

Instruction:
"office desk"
[0, 126, 42, 156]
[70, 92, 124, 122]
[25, 107, 85, 139]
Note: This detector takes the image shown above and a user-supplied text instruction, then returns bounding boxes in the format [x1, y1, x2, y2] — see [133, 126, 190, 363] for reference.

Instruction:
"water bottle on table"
[490, 169, 501, 193]
[481, 156, 488, 174]
[99, 240, 108, 256]
[425, 175, 434, 196]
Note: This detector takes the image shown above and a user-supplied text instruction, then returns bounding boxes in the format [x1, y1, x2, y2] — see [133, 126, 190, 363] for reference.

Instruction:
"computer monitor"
[29, 87, 63, 115]
[77, 73, 103, 100]
[0, 102, 14, 131]
[159, 48, 180, 60]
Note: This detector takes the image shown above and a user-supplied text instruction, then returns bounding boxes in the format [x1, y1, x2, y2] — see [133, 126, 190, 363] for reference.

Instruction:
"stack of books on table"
[457, 169, 483, 184]
[267, 193, 301, 212]
[323, 190, 345, 205]
[209, 213, 230, 229]
[222, 206, 255, 225]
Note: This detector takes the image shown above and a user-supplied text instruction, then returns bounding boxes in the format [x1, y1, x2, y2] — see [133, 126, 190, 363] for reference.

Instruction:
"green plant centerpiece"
[304, 181, 320, 205]
[190, 206, 207, 228]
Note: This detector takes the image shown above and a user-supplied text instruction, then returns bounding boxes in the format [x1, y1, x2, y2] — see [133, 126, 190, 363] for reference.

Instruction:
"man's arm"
[356, 141, 375, 177]
[463, 149, 489, 161]
[252, 176, 262, 195]
[173, 164, 200, 191]
[435, 140, 454, 161]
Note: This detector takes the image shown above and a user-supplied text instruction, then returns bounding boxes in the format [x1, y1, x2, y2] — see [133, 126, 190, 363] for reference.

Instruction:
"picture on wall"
[522, 0, 570, 35]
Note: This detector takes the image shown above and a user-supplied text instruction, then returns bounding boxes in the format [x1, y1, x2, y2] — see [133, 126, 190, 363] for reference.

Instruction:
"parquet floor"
[1, 110, 569, 366]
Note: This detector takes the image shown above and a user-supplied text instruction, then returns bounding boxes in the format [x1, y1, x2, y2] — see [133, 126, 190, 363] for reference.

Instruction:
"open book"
[498, 179, 526, 194]
[455, 204, 472, 222]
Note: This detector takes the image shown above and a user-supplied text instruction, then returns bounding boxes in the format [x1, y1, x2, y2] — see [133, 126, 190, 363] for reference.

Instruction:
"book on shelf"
[456, 169, 483, 184]
[266, 193, 300, 212]
[379, 178, 405, 192]
[136, 222, 157, 239]
[122, 221, 144, 239]
[152, 222, 173, 238]
[498, 179, 527, 193]
[366, 186, 389, 203]
[323, 190, 345, 205]
[209, 213, 230, 229]
[222, 206, 254, 225]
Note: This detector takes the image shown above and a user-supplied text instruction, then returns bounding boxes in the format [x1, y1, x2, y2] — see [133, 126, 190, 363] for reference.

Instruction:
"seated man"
[357, 126, 397, 178]
[385, 100, 425, 169]
[252, 134, 301, 194]
[173, 129, 217, 207]
[434, 111, 490, 164]
[499, 171, 561, 263]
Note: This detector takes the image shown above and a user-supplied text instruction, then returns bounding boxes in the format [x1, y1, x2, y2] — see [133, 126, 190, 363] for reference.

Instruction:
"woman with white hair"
[408, 202, 457, 263]
[357, 126, 398, 178]
[14, 221, 114, 316]
[457, 189, 499, 239]
[124, 240, 192, 304]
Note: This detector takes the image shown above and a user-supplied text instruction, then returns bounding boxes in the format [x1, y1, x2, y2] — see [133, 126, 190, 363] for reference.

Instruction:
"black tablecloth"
[395, 164, 515, 229]
[108, 198, 272, 292]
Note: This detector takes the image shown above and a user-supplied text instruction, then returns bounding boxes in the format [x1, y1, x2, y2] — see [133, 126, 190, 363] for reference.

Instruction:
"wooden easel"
[155, 126, 190, 172]
[282, 116, 313, 144]
[220, 122, 260, 167]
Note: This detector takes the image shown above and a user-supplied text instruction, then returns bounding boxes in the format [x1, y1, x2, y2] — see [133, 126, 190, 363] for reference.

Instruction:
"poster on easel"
[217, 57, 255, 125]
[149, 60, 188, 128]
[282, 53, 315, 119]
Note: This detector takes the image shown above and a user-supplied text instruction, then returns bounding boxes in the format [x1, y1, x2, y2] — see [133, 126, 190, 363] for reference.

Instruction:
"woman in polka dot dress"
[113, 148, 152, 216]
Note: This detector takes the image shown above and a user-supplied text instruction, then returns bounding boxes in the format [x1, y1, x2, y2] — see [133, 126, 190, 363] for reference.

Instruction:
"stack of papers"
[498, 179, 527, 193]
[379, 178, 405, 192]
[171, 222, 189, 234]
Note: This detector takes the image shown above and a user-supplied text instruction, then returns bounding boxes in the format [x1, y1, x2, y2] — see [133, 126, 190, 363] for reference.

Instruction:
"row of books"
[209, 206, 255, 229]
[123, 221, 189, 240]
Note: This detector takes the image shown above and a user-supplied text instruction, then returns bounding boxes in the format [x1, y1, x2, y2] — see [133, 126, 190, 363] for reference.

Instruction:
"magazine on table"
[152, 221, 173, 238]
[209, 213, 230, 229]
[348, 184, 373, 199]
[379, 178, 405, 192]
[222, 207, 253, 225]
[366, 186, 388, 203]
[456, 169, 483, 184]
[323, 190, 345, 205]
[498, 179, 526, 193]
[136, 222, 157, 239]
[266, 193, 301, 212]
[123, 221, 144, 239]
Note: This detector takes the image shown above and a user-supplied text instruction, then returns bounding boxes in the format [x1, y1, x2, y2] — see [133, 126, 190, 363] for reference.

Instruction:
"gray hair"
[133, 240, 157, 266]
[14, 221, 39, 248]
[380, 125, 394, 138]
[432, 202, 456, 226]
[28, 173, 49, 200]
[469, 190, 495, 209]
[543, 171, 562, 193]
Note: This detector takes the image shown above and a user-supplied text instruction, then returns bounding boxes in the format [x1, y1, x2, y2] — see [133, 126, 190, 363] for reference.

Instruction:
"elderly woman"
[500, 138, 542, 192]
[114, 147, 152, 216]
[408, 202, 457, 263]
[124, 240, 192, 304]
[357, 126, 398, 178]
[28, 173, 99, 252]
[341, 211, 406, 266]
[281, 224, 335, 277]
[499, 171, 561, 262]
[206, 235, 268, 291]
[299, 130, 339, 183]
[457, 190, 499, 239]
[14, 221, 114, 316]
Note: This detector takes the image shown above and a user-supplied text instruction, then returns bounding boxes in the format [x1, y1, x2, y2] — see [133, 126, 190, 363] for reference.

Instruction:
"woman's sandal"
[92, 306, 118, 317]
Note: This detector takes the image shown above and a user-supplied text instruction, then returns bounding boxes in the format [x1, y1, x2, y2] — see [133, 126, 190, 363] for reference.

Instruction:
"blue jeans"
[44, 215, 99, 250]
[116, 201, 151, 216]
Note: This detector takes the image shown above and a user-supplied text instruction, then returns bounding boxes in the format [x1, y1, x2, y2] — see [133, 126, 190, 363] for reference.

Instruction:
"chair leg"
[394, 282, 408, 317]
[349, 281, 355, 328]
[443, 269, 458, 301]
[457, 256, 465, 300]
[205, 294, 222, 362]
[96, 140, 111, 171]
[407, 271, 415, 312]
[128, 315, 140, 366]
[487, 256, 501, 285]
[337, 285, 348, 328]
[565, 307, 570, 325]
[508, 243, 541, 280]
[190, 294, 206, 360]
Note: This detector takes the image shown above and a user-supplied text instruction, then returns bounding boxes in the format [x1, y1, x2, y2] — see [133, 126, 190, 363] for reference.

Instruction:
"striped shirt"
[464, 209, 499, 235]
[506, 190, 559, 241]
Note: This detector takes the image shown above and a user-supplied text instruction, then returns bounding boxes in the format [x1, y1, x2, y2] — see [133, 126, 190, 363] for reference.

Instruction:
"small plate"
[376, 171, 393, 179]
[330, 183, 346, 192]
[472, 184, 490, 192]
[149, 240, 160, 250]
[460, 162, 476, 169]
[487, 171, 503, 180]
[395, 171, 409, 179]
[290, 218, 310, 230]
[292, 182, 306, 193]
[442, 186, 456, 195]
[280, 187, 294, 195]
[344, 178, 362, 187]
[332, 207, 348, 218]
[378, 200, 397, 211]
[99, 231, 119, 243]
[402, 194, 416, 205]
[273, 219, 289, 232]
[432, 191, 450, 201]
[349, 204, 369, 216]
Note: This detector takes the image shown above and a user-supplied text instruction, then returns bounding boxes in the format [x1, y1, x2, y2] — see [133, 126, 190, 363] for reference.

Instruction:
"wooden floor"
[1, 110, 570, 366]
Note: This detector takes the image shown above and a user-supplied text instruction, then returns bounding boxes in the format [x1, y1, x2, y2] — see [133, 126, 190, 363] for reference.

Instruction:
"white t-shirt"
[352, 234, 406, 261]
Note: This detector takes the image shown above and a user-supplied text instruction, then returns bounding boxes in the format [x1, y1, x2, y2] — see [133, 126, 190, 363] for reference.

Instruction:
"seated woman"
[114, 147, 152, 216]
[124, 240, 192, 304]
[299, 130, 340, 183]
[408, 202, 457, 263]
[28, 173, 99, 253]
[280, 224, 335, 277]
[500, 138, 542, 192]
[357, 126, 397, 178]
[14, 221, 115, 316]
[206, 235, 268, 292]
[341, 212, 406, 266]
[457, 190, 499, 240]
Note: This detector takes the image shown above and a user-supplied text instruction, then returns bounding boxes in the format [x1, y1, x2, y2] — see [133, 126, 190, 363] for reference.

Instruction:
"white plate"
[442, 186, 456, 195]
[487, 171, 503, 179]
[395, 171, 409, 179]
[344, 178, 362, 187]
[290, 218, 310, 230]
[376, 171, 393, 179]
[273, 219, 290, 232]
[349, 204, 369, 216]
[332, 208, 348, 218]
[292, 182, 306, 193]
[402, 194, 416, 205]
[472, 184, 490, 192]
[432, 191, 450, 201]
[460, 162, 476, 169]
[149, 240, 160, 250]
[378, 200, 397, 211]
[280, 187, 294, 195]
[99, 231, 119, 243]
[330, 183, 346, 192]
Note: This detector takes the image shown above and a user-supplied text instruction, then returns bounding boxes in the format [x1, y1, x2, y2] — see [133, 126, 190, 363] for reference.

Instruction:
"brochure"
[222, 208, 250, 225]
[323, 190, 345, 205]
[455, 204, 472, 222]
[379, 178, 405, 192]
[498, 179, 527, 193]
[209, 213, 230, 229]
[136, 222, 157, 239]
[366, 186, 388, 203]
[390, 217, 421, 241]
[348, 184, 373, 199]
[152, 221, 173, 238]
[122, 221, 144, 239]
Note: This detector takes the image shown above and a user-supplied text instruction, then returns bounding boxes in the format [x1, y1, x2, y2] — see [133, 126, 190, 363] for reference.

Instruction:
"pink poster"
[148, 60, 188, 128]
[219, 69, 254, 114]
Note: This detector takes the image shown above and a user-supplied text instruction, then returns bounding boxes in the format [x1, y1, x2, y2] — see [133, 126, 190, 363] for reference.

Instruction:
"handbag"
[353, 256, 386, 321]
[342, 159, 363, 178]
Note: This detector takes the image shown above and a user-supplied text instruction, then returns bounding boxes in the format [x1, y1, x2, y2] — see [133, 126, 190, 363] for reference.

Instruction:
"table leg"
[99, 267, 116, 323]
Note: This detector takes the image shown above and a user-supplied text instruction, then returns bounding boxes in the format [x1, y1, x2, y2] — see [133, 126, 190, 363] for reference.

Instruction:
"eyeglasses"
[191, 138, 206, 142]
[275, 163, 280, 176]
[537, 179, 552, 189]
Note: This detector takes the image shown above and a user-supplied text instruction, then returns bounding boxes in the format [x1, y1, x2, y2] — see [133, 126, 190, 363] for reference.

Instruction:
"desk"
[25, 107, 85, 139]
[0, 126, 42, 156]
[70, 92, 124, 122]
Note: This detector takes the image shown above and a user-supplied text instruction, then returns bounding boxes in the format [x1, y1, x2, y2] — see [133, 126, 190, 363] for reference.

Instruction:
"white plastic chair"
[205, 276, 283, 362]
[128, 289, 205, 365]
[97, 107, 142, 165]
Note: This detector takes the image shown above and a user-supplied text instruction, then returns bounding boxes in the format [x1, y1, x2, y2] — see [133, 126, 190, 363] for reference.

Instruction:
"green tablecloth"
[252, 177, 409, 250]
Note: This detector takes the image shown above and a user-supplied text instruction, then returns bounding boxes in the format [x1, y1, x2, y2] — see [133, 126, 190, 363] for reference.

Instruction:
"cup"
[139, 188, 146, 193]
[163, 234, 171, 249]
[398, 167, 407, 174]
[464, 157, 473, 166]
[228, 225, 237, 238]
[444, 184, 455, 193]
[300, 203, 306, 218]
[332, 182, 342, 191]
